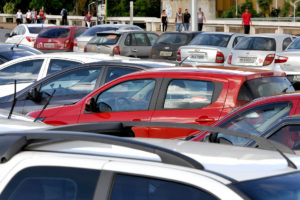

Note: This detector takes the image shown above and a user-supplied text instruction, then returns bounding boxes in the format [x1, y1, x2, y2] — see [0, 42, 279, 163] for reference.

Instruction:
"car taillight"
[176, 49, 181, 62]
[275, 56, 288, 63]
[216, 51, 224, 63]
[263, 54, 275, 66]
[113, 46, 120, 55]
[227, 54, 232, 64]
[26, 36, 35, 42]
[84, 45, 87, 52]
[74, 39, 77, 47]
[64, 39, 70, 48]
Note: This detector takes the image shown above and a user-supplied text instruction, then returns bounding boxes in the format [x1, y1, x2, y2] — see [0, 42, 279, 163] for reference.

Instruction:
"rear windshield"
[28, 27, 43, 34]
[189, 34, 231, 47]
[156, 34, 189, 45]
[0, 50, 34, 60]
[80, 27, 118, 37]
[287, 38, 300, 50]
[39, 28, 70, 38]
[235, 37, 276, 51]
[88, 34, 121, 45]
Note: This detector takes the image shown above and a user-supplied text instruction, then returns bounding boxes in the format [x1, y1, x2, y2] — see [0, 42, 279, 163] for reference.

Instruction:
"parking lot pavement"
[0, 29, 10, 43]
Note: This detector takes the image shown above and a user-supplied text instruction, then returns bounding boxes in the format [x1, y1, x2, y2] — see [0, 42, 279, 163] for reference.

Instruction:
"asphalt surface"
[0, 29, 11, 43]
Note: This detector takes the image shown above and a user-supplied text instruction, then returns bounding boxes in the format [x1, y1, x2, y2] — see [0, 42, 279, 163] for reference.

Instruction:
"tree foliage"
[3, 2, 15, 14]
[257, 0, 273, 16]
[221, 0, 259, 18]
[280, 0, 291, 17]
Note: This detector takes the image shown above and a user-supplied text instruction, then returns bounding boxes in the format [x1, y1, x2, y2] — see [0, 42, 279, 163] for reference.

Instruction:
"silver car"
[178, 32, 245, 66]
[86, 30, 158, 58]
[225, 33, 293, 70]
[73, 24, 143, 52]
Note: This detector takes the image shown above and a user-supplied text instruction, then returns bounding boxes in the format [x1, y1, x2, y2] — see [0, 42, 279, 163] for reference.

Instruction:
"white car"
[5, 24, 55, 47]
[178, 32, 245, 66]
[225, 33, 294, 70]
[0, 52, 137, 97]
[0, 127, 299, 200]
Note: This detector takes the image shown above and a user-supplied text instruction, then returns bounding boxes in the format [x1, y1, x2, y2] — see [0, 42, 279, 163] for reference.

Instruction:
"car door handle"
[132, 49, 138, 52]
[195, 116, 215, 123]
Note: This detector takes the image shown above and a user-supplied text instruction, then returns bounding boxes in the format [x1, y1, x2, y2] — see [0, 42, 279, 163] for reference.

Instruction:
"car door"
[130, 33, 151, 58]
[149, 76, 228, 138]
[6, 25, 23, 44]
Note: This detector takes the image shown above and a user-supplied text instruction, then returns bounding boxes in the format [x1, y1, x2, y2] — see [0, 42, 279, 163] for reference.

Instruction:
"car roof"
[245, 33, 292, 38]
[98, 30, 150, 34]
[23, 24, 55, 28]
[44, 26, 85, 29]
[200, 32, 236, 36]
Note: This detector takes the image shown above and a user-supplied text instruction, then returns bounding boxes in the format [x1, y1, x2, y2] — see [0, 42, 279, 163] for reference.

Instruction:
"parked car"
[73, 24, 143, 52]
[225, 33, 294, 69]
[86, 30, 158, 58]
[0, 46, 40, 64]
[5, 24, 55, 47]
[0, 128, 299, 200]
[0, 52, 131, 97]
[177, 32, 245, 65]
[0, 61, 174, 115]
[151, 31, 201, 60]
[35, 26, 86, 52]
[189, 92, 300, 145]
[0, 43, 43, 55]
[28, 66, 293, 138]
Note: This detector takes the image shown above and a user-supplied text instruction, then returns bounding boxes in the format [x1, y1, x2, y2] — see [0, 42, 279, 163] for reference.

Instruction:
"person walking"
[85, 11, 92, 28]
[26, 9, 32, 24]
[242, 8, 251, 34]
[31, 8, 37, 23]
[197, 7, 206, 31]
[183, 9, 191, 31]
[38, 8, 46, 24]
[61, 8, 68, 25]
[161, 9, 168, 32]
[175, 8, 183, 32]
[16, 9, 23, 25]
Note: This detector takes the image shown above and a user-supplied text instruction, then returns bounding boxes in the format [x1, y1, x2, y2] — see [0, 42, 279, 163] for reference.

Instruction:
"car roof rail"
[0, 131, 205, 170]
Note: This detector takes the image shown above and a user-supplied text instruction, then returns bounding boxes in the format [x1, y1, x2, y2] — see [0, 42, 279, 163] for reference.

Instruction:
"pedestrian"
[16, 9, 23, 25]
[197, 7, 206, 31]
[183, 9, 191, 31]
[38, 8, 46, 24]
[242, 8, 251, 34]
[84, 11, 92, 28]
[175, 8, 183, 32]
[26, 9, 32, 24]
[31, 8, 37, 23]
[61, 8, 68, 25]
[161, 9, 168, 32]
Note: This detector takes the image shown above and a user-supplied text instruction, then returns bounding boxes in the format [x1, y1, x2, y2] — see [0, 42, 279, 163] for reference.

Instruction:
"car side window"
[133, 33, 148, 46]
[105, 67, 138, 83]
[164, 79, 214, 109]
[47, 59, 81, 75]
[0, 166, 100, 200]
[147, 33, 158, 46]
[40, 67, 102, 97]
[218, 102, 292, 146]
[0, 59, 43, 84]
[124, 34, 132, 46]
[232, 36, 243, 48]
[96, 79, 155, 112]
[283, 37, 292, 50]
[110, 174, 218, 200]
[19, 26, 26, 35]
[269, 125, 300, 150]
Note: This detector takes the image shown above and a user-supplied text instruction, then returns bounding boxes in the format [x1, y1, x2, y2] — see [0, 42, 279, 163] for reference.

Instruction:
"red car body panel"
[28, 67, 288, 139]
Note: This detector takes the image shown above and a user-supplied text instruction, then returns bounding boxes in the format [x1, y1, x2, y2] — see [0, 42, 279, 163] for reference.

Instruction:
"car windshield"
[287, 38, 300, 50]
[88, 34, 121, 45]
[232, 172, 300, 200]
[234, 37, 276, 51]
[156, 33, 189, 45]
[28, 27, 43, 34]
[39, 28, 70, 38]
[189, 34, 231, 47]
[80, 27, 118, 37]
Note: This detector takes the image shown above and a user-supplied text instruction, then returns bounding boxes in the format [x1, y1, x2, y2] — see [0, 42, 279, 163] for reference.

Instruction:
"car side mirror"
[98, 102, 112, 113]
[85, 97, 98, 112]
[27, 88, 41, 102]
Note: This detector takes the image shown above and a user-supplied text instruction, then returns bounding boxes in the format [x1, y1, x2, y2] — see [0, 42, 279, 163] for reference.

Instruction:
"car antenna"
[8, 80, 17, 119]
[178, 56, 189, 66]
[34, 90, 56, 122]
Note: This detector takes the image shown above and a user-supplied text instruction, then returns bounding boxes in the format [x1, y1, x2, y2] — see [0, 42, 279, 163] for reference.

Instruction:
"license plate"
[293, 75, 300, 81]
[160, 51, 172, 56]
[239, 57, 256, 63]
[44, 43, 55, 48]
[191, 53, 205, 60]
[91, 45, 95, 51]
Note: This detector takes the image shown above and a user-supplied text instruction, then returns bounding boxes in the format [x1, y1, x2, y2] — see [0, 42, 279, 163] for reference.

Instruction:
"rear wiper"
[178, 56, 190, 66]
[281, 84, 293, 93]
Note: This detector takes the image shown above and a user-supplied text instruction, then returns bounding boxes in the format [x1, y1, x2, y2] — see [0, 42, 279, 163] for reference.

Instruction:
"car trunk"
[277, 51, 300, 72]
[181, 45, 224, 63]
[76, 37, 92, 51]
[231, 50, 274, 67]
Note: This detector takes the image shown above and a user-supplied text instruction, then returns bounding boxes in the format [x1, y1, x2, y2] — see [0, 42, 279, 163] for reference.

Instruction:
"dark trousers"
[62, 17, 67, 25]
[198, 23, 203, 31]
[162, 22, 167, 32]
[16, 18, 22, 25]
[244, 25, 250, 34]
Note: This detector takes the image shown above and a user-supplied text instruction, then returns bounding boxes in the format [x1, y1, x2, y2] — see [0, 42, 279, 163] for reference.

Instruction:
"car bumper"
[39, 49, 73, 53]
[181, 61, 224, 66]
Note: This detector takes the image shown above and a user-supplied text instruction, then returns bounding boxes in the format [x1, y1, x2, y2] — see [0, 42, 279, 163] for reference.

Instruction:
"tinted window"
[125, 34, 136, 46]
[269, 125, 300, 150]
[47, 59, 81, 74]
[28, 27, 43, 34]
[218, 102, 292, 146]
[39, 28, 70, 38]
[232, 36, 244, 48]
[147, 33, 158, 45]
[282, 37, 292, 50]
[0, 50, 34, 60]
[0, 166, 100, 200]
[235, 37, 276, 51]
[0, 59, 43, 84]
[105, 67, 138, 83]
[88, 34, 121, 45]
[19, 26, 26, 35]
[156, 34, 189, 45]
[164, 79, 214, 109]
[40, 67, 102, 96]
[75, 28, 86, 38]
[97, 79, 155, 112]
[288, 38, 300, 50]
[133, 33, 148, 46]
[189, 34, 231, 47]
[80, 26, 118, 37]
[110, 174, 217, 200]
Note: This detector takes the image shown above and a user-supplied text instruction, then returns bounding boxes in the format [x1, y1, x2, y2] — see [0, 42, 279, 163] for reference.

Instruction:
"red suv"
[28, 66, 294, 138]
[34, 26, 86, 52]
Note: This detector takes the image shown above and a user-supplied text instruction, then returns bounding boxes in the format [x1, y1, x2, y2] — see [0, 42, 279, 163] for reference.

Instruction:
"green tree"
[257, 0, 273, 16]
[3, 2, 15, 14]
[280, 0, 291, 17]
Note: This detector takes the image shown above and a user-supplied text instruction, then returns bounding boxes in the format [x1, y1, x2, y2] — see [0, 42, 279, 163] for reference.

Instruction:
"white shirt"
[26, 12, 31, 19]
[16, 12, 22, 19]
